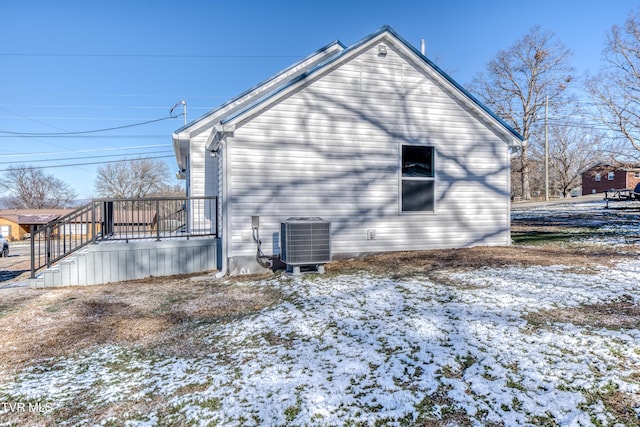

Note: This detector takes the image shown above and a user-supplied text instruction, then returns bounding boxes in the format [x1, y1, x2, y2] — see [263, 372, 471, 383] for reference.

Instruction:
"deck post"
[45, 227, 51, 268]
[156, 199, 161, 241]
[30, 225, 35, 278]
[91, 202, 97, 243]
[186, 198, 191, 240]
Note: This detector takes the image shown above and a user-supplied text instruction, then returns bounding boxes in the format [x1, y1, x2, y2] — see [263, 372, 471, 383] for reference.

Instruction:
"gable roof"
[173, 26, 524, 170]
[0, 209, 75, 225]
[581, 161, 640, 174]
[175, 39, 346, 137]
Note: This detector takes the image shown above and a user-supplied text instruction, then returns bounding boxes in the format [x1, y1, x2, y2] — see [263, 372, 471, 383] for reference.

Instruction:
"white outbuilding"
[172, 26, 523, 275]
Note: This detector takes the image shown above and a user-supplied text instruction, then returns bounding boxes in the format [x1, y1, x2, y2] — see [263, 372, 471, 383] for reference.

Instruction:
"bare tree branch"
[587, 9, 640, 152]
[1, 166, 77, 209]
[469, 26, 574, 200]
[94, 158, 173, 198]
[547, 122, 605, 197]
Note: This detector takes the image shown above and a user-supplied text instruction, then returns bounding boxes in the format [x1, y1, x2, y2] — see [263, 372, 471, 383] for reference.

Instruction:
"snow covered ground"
[513, 200, 640, 246]
[1, 202, 639, 426]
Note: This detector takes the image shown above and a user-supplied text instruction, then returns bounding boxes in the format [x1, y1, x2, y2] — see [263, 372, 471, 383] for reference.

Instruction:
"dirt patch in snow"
[328, 206, 639, 277]
[0, 276, 281, 377]
[327, 245, 633, 278]
[525, 295, 640, 330]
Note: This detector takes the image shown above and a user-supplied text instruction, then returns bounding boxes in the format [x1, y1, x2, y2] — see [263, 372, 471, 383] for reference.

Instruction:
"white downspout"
[214, 137, 230, 278]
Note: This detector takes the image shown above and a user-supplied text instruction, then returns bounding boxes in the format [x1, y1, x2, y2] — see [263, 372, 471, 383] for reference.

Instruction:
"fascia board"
[219, 27, 524, 148]
[174, 40, 346, 138]
[386, 33, 524, 145]
[172, 132, 187, 171]
[205, 124, 235, 151]
[198, 25, 523, 147]
[219, 32, 392, 128]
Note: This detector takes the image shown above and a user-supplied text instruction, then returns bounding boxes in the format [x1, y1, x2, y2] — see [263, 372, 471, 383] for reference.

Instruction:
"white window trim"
[399, 144, 437, 214]
[607, 171, 615, 181]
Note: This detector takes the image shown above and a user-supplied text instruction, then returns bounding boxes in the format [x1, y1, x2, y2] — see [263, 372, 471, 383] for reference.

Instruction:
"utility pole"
[170, 100, 187, 125]
[545, 95, 549, 201]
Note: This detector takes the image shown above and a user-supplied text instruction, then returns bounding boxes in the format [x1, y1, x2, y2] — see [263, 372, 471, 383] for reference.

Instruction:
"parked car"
[0, 234, 8, 257]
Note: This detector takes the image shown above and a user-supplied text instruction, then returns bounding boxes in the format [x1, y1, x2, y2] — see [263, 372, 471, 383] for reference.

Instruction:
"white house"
[172, 26, 524, 275]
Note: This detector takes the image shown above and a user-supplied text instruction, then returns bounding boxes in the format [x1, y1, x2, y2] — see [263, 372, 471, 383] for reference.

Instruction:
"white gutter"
[172, 132, 189, 174]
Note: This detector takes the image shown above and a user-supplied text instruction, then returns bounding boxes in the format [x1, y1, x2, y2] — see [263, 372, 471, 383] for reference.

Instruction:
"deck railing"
[30, 196, 218, 278]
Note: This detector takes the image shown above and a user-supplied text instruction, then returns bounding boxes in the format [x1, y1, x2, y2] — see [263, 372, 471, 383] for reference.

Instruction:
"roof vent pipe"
[420, 39, 426, 55]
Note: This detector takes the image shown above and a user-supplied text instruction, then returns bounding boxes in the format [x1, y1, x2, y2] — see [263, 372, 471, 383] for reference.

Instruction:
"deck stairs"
[29, 196, 219, 288]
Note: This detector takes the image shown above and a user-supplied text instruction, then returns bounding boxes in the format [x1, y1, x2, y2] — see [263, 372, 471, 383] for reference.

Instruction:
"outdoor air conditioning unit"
[280, 217, 331, 275]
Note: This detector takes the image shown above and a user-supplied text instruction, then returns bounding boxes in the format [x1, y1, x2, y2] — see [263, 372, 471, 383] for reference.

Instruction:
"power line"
[0, 149, 172, 165]
[0, 53, 300, 58]
[0, 116, 182, 120]
[0, 134, 167, 139]
[4, 144, 169, 158]
[0, 114, 181, 136]
[0, 155, 175, 172]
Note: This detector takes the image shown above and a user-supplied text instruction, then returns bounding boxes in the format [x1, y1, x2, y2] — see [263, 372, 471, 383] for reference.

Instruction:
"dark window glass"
[402, 180, 435, 212]
[402, 146, 434, 178]
[401, 145, 435, 212]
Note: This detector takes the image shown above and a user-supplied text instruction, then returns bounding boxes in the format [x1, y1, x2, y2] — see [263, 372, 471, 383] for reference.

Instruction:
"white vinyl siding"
[188, 133, 218, 235]
[224, 42, 510, 258]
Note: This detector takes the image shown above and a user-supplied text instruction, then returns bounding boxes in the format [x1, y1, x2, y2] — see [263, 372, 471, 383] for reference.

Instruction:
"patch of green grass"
[506, 377, 527, 392]
[284, 399, 302, 422]
[176, 378, 211, 395]
[482, 371, 498, 381]
[104, 349, 145, 373]
[411, 384, 475, 426]
[199, 397, 221, 411]
[0, 304, 15, 319]
[166, 400, 188, 415]
[580, 381, 640, 427]
[512, 230, 576, 245]
[528, 411, 560, 426]
[511, 396, 524, 411]
[44, 296, 78, 313]
[458, 354, 477, 371]
[103, 419, 121, 427]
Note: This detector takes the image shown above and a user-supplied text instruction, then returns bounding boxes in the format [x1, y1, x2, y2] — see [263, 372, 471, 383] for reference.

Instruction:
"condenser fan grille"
[280, 218, 331, 265]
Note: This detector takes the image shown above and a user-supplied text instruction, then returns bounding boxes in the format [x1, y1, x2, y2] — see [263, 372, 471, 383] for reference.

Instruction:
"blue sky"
[1, 0, 637, 198]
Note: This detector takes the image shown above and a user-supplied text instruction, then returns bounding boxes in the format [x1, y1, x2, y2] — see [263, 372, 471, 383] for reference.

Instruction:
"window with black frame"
[401, 145, 435, 212]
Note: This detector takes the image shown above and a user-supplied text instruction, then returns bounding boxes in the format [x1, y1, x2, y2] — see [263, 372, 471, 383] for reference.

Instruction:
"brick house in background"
[0, 209, 73, 240]
[0, 208, 158, 241]
[581, 163, 640, 195]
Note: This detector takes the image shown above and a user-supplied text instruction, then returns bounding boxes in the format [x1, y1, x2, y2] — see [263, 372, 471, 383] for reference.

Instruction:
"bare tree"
[547, 122, 605, 197]
[0, 166, 77, 209]
[469, 26, 574, 200]
[587, 9, 640, 152]
[94, 158, 172, 198]
[155, 183, 186, 197]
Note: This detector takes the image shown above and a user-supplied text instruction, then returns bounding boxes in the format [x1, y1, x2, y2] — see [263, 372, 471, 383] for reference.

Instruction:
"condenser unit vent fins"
[280, 217, 331, 266]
